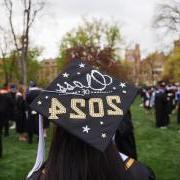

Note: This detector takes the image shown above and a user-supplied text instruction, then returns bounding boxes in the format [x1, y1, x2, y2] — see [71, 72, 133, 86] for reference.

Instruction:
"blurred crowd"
[0, 80, 180, 160]
[0, 81, 49, 158]
[140, 81, 180, 128]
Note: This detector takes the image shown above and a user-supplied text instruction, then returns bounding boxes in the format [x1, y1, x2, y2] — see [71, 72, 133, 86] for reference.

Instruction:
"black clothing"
[0, 91, 14, 157]
[27, 158, 155, 180]
[177, 103, 180, 124]
[0, 92, 14, 126]
[115, 111, 137, 160]
[0, 126, 2, 158]
[26, 87, 41, 143]
[124, 158, 156, 180]
[15, 93, 26, 134]
[154, 90, 169, 127]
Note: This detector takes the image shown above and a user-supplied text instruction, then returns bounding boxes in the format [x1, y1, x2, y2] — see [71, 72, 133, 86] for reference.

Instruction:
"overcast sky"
[0, 0, 177, 59]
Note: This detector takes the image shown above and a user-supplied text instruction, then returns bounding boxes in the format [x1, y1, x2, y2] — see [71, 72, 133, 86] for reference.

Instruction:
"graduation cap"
[27, 60, 137, 178]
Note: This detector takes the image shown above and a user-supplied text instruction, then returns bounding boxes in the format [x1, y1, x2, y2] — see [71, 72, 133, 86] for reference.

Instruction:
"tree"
[2, 0, 46, 85]
[153, 0, 180, 37]
[163, 46, 180, 82]
[27, 48, 41, 83]
[0, 27, 16, 84]
[58, 19, 131, 80]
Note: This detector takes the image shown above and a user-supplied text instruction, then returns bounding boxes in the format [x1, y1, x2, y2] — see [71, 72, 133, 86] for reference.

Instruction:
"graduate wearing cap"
[154, 81, 169, 128]
[26, 60, 155, 180]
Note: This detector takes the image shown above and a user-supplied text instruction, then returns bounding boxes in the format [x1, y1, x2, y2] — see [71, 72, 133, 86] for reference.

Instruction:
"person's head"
[29, 80, 37, 88]
[18, 85, 26, 96]
[44, 126, 125, 180]
[157, 80, 166, 89]
[28, 61, 137, 180]
[10, 84, 17, 93]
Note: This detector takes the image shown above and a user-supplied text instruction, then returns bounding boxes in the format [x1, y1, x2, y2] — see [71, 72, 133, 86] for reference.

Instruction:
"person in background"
[0, 84, 13, 157]
[15, 86, 27, 141]
[175, 86, 180, 124]
[8, 84, 18, 132]
[166, 84, 176, 116]
[154, 81, 169, 128]
[26, 81, 41, 144]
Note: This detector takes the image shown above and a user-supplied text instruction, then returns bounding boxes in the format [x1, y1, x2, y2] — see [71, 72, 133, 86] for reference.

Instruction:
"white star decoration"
[45, 96, 49, 99]
[100, 121, 104, 125]
[37, 101, 42, 105]
[77, 72, 81, 75]
[119, 82, 126, 88]
[79, 63, 85, 68]
[63, 72, 70, 78]
[113, 87, 116, 90]
[102, 133, 107, 138]
[82, 125, 91, 133]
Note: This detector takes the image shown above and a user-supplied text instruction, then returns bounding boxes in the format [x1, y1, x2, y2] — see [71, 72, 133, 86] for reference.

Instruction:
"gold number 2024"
[48, 96, 123, 120]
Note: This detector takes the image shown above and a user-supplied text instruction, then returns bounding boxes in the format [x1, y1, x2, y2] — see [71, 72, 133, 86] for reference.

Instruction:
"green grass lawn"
[0, 98, 180, 180]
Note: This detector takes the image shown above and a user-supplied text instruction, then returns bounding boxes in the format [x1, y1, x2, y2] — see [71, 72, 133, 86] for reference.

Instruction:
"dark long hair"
[44, 126, 126, 180]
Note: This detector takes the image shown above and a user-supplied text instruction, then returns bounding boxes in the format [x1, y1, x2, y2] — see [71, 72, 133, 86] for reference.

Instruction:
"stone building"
[139, 52, 167, 85]
[125, 44, 141, 84]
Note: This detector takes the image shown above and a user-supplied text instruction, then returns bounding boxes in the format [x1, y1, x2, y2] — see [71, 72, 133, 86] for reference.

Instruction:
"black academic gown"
[27, 157, 155, 180]
[0, 91, 14, 127]
[115, 111, 137, 159]
[0, 90, 14, 157]
[124, 158, 156, 180]
[15, 93, 26, 134]
[154, 90, 169, 127]
[26, 87, 41, 142]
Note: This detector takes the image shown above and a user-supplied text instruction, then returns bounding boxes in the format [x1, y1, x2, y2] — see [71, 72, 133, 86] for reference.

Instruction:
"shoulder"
[120, 153, 156, 180]
[125, 158, 155, 180]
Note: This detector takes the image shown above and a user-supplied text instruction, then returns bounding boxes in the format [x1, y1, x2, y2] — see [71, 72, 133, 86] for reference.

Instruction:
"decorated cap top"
[30, 60, 137, 151]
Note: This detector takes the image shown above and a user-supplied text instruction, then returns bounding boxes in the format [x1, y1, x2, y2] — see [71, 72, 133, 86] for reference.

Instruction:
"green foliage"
[0, 51, 20, 84]
[0, 48, 41, 84]
[57, 18, 122, 71]
[0, 98, 180, 180]
[27, 48, 41, 83]
[163, 47, 180, 82]
[57, 18, 134, 81]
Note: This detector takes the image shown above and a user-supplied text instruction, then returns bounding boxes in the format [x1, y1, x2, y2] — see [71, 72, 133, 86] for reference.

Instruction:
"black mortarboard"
[30, 60, 137, 151]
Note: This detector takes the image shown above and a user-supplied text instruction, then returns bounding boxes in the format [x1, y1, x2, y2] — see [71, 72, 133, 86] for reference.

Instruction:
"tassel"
[27, 114, 45, 179]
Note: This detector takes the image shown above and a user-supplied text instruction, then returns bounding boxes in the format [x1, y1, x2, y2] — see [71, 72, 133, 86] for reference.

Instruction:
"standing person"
[26, 61, 155, 180]
[15, 86, 27, 141]
[175, 86, 180, 124]
[154, 81, 169, 128]
[0, 85, 13, 157]
[143, 87, 152, 112]
[26, 81, 41, 144]
[166, 84, 176, 116]
[8, 84, 17, 132]
[115, 110, 137, 160]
